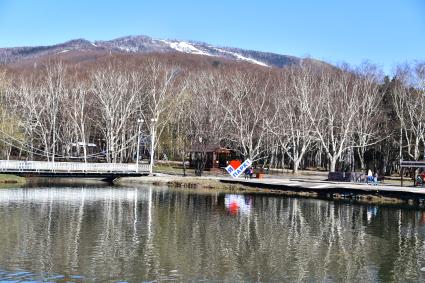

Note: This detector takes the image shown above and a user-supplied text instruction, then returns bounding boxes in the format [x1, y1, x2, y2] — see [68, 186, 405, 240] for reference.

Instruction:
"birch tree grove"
[353, 64, 383, 170]
[223, 69, 276, 161]
[64, 81, 91, 162]
[0, 55, 423, 175]
[91, 65, 139, 162]
[271, 65, 318, 173]
[0, 72, 24, 160]
[392, 64, 425, 161]
[188, 71, 228, 175]
[43, 62, 67, 161]
[141, 60, 186, 167]
[308, 68, 362, 172]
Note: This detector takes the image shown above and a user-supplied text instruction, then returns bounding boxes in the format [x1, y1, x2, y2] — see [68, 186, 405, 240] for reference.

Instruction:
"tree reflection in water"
[0, 186, 425, 282]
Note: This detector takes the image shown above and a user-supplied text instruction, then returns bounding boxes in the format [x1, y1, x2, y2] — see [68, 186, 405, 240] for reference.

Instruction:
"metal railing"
[0, 160, 150, 173]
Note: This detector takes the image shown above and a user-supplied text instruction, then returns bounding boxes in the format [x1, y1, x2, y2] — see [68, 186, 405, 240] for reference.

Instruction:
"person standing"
[367, 169, 373, 184]
[373, 172, 379, 185]
[244, 167, 250, 179]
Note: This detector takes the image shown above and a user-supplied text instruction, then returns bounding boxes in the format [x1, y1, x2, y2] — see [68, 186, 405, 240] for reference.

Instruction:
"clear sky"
[0, 0, 424, 74]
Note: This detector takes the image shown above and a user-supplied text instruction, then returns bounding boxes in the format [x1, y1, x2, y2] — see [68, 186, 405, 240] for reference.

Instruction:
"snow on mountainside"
[213, 47, 268, 67]
[0, 35, 304, 68]
[160, 40, 211, 56]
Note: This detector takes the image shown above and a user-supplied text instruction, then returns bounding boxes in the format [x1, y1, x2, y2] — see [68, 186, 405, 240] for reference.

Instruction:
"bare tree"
[0, 72, 24, 159]
[187, 70, 228, 175]
[91, 63, 140, 163]
[223, 69, 276, 162]
[269, 65, 318, 173]
[140, 59, 186, 172]
[392, 63, 425, 162]
[307, 67, 360, 172]
[43, 62, 67, 161]
[353, 63, 384, 170]
[64, 79, 93, 162]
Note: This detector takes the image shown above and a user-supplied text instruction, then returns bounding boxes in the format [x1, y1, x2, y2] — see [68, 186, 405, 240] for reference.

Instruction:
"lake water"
[1, 185, 425, 282]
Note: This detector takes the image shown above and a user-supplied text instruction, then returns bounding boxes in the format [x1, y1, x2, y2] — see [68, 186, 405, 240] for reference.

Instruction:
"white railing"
[0, 160, 150, 173]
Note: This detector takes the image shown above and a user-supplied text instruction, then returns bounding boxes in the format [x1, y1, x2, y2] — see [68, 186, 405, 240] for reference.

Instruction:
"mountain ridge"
[0, 34, 318, 68]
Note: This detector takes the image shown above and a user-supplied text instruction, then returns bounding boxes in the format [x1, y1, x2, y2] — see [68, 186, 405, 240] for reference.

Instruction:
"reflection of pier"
[0, 160, 149, 181]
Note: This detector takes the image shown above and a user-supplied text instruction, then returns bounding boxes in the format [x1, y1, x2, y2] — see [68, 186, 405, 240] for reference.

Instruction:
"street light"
[136, 119, 143, 172]
[150, 118, 158, 175]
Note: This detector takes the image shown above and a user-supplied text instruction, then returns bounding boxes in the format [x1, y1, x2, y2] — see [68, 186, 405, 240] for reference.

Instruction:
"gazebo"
[189, 144, 232, 170]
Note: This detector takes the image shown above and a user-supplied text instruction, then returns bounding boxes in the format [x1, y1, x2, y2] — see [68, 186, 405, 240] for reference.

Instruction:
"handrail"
[0, 160, 150, 173]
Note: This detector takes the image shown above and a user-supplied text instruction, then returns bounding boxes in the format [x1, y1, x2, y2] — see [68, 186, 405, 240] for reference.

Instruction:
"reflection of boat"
[224, 194, 252, 215]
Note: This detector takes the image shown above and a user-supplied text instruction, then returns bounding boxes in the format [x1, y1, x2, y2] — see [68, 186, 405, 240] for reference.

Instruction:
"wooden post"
[401, 167, 403, 187]
[414, 169, 417, 187]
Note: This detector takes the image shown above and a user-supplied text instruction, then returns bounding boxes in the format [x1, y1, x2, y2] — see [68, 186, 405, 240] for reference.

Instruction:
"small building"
[189, 144, 232, 170]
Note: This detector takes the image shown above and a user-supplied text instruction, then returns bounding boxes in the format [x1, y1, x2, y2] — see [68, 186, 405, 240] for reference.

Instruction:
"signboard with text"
[225, 159, 252, 178]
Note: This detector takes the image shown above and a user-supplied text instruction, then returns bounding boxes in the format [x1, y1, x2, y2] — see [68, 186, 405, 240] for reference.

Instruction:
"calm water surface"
[1, 185, 425, 282]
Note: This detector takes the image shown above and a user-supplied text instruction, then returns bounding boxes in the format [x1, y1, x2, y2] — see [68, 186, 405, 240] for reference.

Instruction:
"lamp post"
[136, 119, 143, 173]
[149, 118, 158, 175]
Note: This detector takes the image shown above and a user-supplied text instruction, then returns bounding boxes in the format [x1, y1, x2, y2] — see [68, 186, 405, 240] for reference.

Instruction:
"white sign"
[225, 159, 252, 178]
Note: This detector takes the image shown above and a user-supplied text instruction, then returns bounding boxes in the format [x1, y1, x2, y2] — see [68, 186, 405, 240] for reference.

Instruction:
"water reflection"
[366, 205, 379, 223]
[224, 194, 252, 215]
[0, 186, 425, 282]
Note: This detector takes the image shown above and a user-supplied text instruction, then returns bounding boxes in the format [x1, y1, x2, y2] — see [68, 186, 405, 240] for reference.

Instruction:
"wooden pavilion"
[189, 144, 232, 170]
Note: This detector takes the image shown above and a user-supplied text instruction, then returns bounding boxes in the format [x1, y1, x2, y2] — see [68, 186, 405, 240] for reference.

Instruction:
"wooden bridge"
[0, 160, 150, 182]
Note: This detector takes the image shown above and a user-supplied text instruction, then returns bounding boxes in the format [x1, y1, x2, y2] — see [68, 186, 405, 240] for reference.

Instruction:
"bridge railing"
[0, 160, 150, 173]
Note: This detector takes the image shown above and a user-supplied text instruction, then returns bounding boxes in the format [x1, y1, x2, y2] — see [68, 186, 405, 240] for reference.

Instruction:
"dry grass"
[330, 192, 404, 204]
[0, 174, 26, 185]
[166, 178, 257, 192]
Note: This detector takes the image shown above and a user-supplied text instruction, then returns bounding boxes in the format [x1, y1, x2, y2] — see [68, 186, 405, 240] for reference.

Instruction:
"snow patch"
[91, 42, 97, 47]
[57, 49, 70, 54]
[215, 48, 268, 67]
[117, 46, 137, 52]
[157, 39, 268, 67]
[160, 40, 212, 56]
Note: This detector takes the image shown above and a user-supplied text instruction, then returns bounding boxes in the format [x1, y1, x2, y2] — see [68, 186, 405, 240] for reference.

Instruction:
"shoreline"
[0, 172, 421, 207]
[117, 174, 424, 207]
[116, 175, 260, 192]
[0, 174, 26, 186]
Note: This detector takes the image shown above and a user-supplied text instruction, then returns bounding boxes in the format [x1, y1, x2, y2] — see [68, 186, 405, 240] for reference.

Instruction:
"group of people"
[244, 167, 254, 179]
[416, 172, 425, 186]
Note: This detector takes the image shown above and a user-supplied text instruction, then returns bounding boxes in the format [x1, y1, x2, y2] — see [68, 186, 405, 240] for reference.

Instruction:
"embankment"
[0, 174, 26, 186]
[117, 175, 258, 192]
[117, 175, 425, 206]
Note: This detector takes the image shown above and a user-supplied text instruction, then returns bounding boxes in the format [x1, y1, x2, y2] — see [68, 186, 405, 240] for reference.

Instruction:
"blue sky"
[0, 0, 424, 74]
